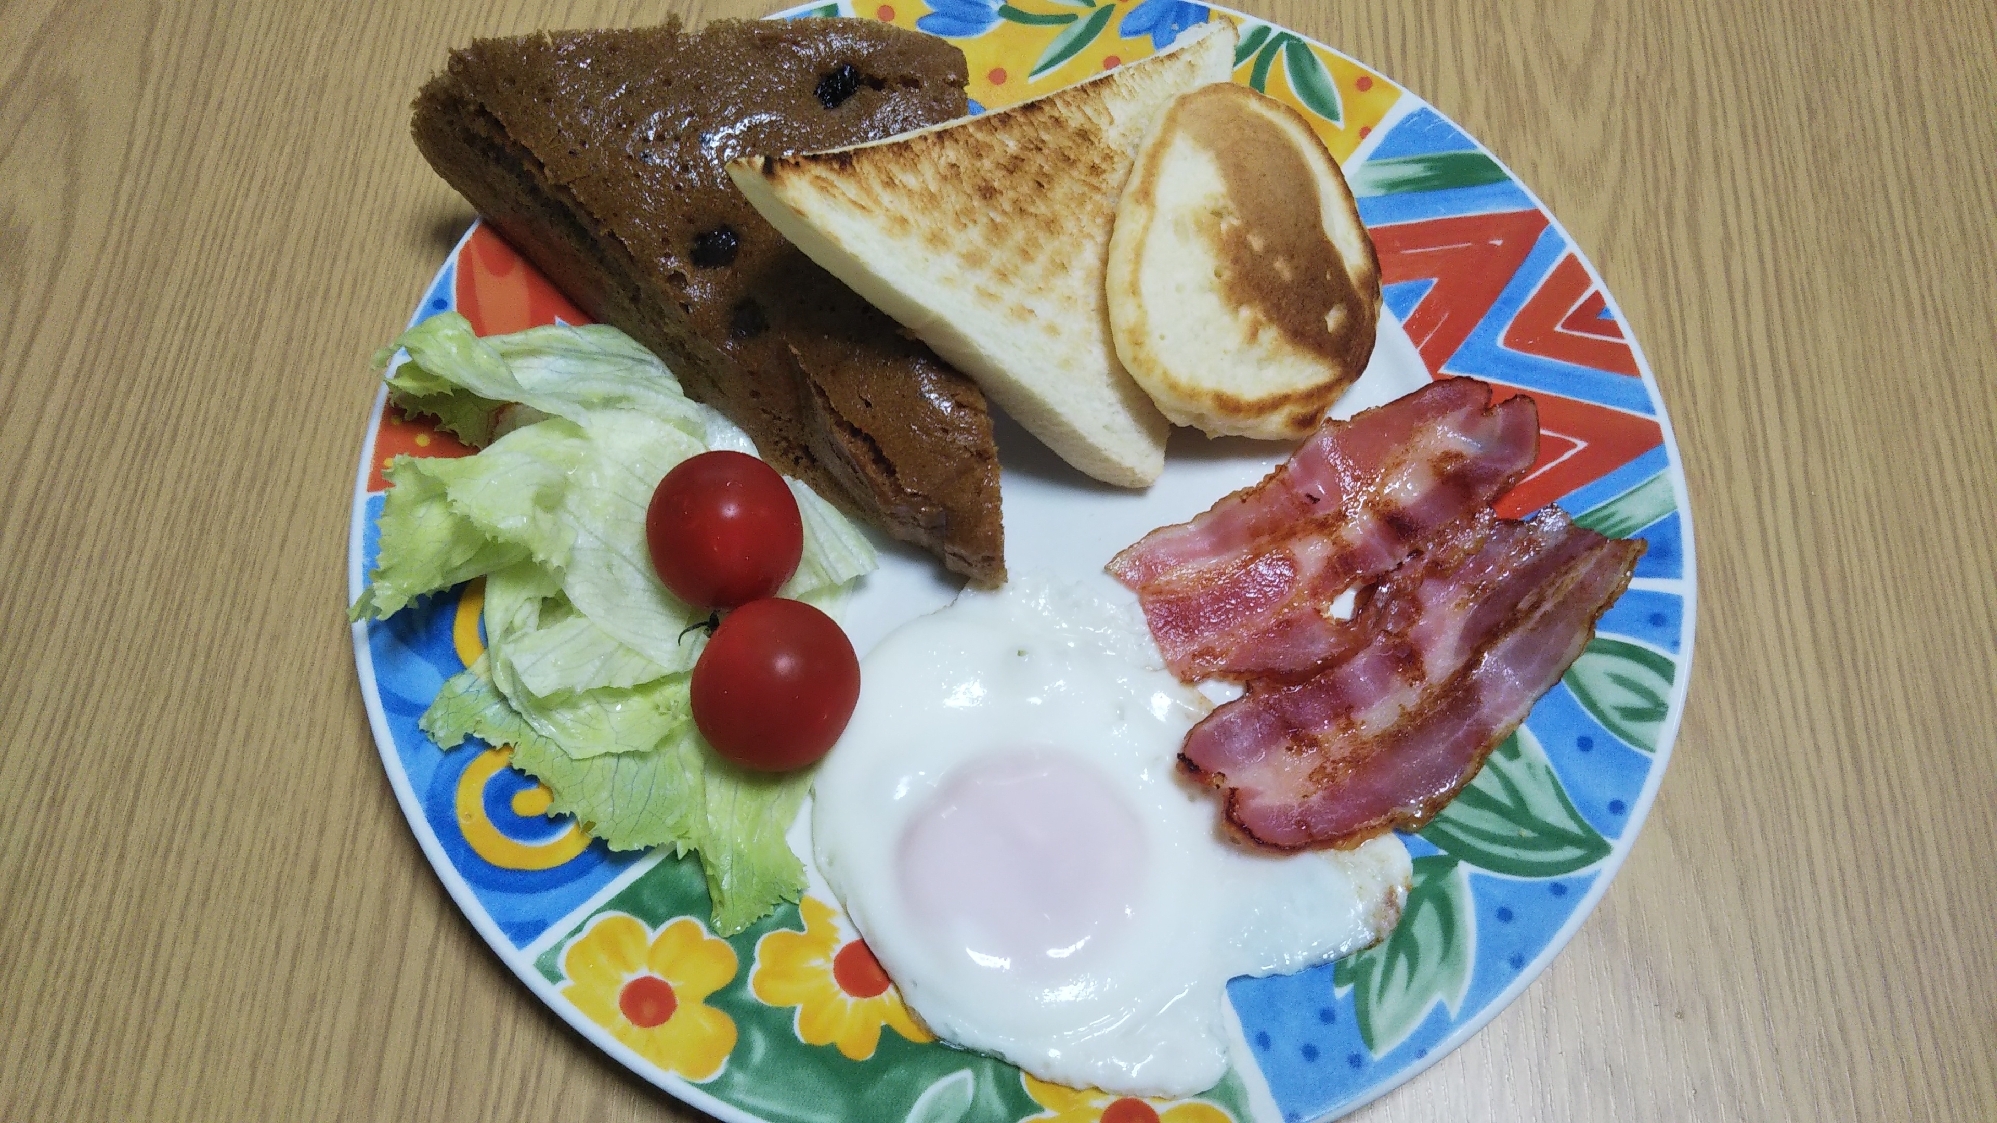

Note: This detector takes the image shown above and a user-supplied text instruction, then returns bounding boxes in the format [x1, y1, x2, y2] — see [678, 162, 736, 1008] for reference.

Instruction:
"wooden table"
[4, 0, 1992, 1118]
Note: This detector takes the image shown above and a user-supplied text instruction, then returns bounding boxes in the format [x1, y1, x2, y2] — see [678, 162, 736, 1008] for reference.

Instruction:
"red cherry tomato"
[691, 598, 861, 772]
[646, 451, 803, 610]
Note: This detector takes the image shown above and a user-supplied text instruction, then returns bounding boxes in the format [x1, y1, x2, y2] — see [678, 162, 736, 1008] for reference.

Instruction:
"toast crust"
[729, 23, 1238, 488]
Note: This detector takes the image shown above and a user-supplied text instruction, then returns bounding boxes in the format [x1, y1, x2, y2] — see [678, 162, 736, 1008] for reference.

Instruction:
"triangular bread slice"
[410, 19, 1006, 584]
[1107, 83, 1381, 439]
[728, 22, 1237, 488]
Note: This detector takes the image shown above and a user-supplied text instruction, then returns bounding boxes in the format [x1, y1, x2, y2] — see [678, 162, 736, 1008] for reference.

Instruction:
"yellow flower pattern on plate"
[1024, 1073, 1236, 1123]
[560, 913, 740, 1081]
[751, 895, 934, 1060]
[874, 2, 1400, 164]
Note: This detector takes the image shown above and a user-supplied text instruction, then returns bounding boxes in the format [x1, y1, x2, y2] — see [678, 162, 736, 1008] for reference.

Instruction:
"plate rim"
[347, 7, 1699, 1120]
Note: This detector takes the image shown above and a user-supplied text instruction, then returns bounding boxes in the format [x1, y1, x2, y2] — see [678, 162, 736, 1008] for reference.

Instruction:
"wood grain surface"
[3, 0, 1993, 1119]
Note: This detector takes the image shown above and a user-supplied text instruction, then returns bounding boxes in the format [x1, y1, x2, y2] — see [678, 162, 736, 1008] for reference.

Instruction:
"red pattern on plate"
[455, 224, 590, 336]
[1373, 210, 1549, 374]
[1487, 385, 1662, 518]
[367, 226, 588, 492]
[1503, 253, 1639, 376]
[366, 407, 474, 493]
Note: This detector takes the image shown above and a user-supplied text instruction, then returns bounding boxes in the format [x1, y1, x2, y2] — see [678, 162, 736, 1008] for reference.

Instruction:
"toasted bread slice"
[1107, 83, 1381, 439]
[728, 22, 1237, 488]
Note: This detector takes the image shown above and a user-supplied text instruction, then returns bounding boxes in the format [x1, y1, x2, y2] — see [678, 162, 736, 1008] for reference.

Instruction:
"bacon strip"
[1180, 509, 1644, 850]
[1109, 379, 1539, 681]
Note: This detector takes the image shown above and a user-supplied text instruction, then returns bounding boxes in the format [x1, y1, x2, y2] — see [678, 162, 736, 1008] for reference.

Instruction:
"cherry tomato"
[646, 451, 803, 610]
[691, 598, 860, 772]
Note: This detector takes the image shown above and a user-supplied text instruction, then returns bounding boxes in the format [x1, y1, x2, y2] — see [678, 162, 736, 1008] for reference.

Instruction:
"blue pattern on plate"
[1230, 849, 1599, 1123]
[1557, 446, 1671, 520]
[1533, 683, 1658, 837]
[1442, 227, 1658, 415]
[1381, 278, 1435, 325]
[1364, 105, 1475, 161]
[917, 0, 1000, 39]
[1597, 589, 1683, 654]
[419, 258, 454, 323]
[1119, 0, 1210, 49]
[1630, 512, 1684, 580]
[1356, 181, 1538, 227]
[361, 494, 638, 946]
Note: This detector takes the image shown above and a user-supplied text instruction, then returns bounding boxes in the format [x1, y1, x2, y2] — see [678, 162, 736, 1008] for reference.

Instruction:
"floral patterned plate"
[349, 4, 1696, 1122]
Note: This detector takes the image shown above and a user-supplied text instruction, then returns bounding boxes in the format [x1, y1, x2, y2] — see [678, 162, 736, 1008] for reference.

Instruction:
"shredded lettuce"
[388, 389, 508, 447]
[432, 421, 590, 568]
[424, 655, 807, 930]
[780, 478, 879, 599]
[381, 313, 707, 444]
[688, 756, 813, 935]
[499, 602, 680, 696]
[358, 316, 871, 933]
[351, 460, 529, 620]
[555, 410, 711, 668]
[482, 562, 694, 758]
[485, 322, 709, 439]
[421, 654, 558, 756]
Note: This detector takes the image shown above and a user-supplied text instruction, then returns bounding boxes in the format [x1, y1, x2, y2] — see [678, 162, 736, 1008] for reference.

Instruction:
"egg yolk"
[896, 749, 1147, 990]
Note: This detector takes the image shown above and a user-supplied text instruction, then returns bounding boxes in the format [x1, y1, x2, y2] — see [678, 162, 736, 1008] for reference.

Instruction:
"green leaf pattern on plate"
[1279, 36, 1341, 123]
[998, 4, 1079, 28]
[1419, 729, 1613, 877]
[905, 1071, 977, 1123]
[1245, 30, 1280, 91]
[1574, 472, 1676, 539]
[1566, 636, 1675, 753]
[1028, 4, 1119, 79]
[1346, 151, 1507, 198]
[1333, 856, 1474, 1056]
[1233, 29, 1340, 124]
[1232, 24, 1272, 66]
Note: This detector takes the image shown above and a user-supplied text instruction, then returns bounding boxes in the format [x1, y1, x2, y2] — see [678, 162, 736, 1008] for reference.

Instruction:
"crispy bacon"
[1109, 379, 1539, 681]
[1179, 509, 1644, 850]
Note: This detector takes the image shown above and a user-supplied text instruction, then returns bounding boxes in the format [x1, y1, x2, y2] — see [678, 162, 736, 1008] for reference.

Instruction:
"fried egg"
[811, 578, 1411, 1097]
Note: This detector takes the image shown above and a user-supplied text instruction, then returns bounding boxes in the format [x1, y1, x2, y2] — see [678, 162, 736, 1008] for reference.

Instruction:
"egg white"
[811, 578, 1411, 1097]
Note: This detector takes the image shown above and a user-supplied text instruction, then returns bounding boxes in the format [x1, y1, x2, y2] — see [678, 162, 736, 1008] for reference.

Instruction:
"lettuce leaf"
[362, 317, 872, 934]
[432, 419, 590, 570]
[693, 755, 813, 934]
[420, 654, 559, 758]
[481, 561, 694, 758]
[512, 674, 695, 760]
[388, 389, 506, 447]
[779, 478, 879, 600]
[486, 322, 707, 440]
[500, 605, 682, 695]
[381, 313, 706, 445]
[555, 410, 711, 668]
[377, 315, 515, 445]
[349, 420, 588, 621]
[351, 458, 528, 620]
[507, 699, 811, 934]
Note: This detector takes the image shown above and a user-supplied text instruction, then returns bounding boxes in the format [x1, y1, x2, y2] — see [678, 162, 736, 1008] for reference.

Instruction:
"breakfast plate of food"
[349, 4, 1695, 1122]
